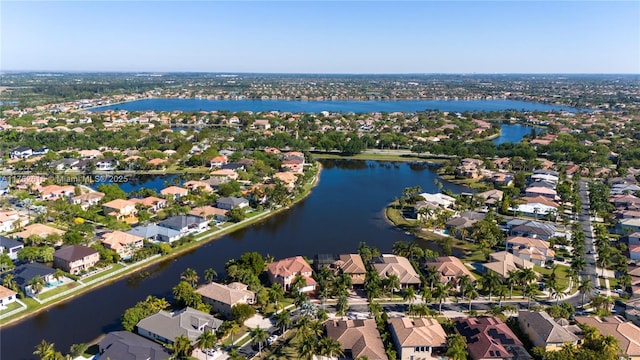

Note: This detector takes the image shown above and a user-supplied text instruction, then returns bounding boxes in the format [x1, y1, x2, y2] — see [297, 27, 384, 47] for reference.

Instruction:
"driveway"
[244, 314, 275, 329]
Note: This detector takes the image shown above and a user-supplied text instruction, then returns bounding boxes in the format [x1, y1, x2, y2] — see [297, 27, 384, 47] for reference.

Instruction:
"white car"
[267, 335, 278, 345]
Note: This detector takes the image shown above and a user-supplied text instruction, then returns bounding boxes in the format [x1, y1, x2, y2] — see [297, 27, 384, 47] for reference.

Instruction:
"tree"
[180, 268, 199, 287]
[268, 283, 285, 313]
[227, 322, 241, 345]
[433, 283, 448, 313]
[250, 326, 269, 355]
[197, 329, 217, 359]
[275, 309, 292, 333]
[204, 268, 217, 284]
[231, 303, 255, 323]
[29, 276, 45, 297]
[402, 286, 416, 304]
[336, 294, 349, 317]
[318, 336, 344, 358]
[385, 273, 400, 297]
[3, 273, 18, 292]
[171, 334, 193, 359]
[523, 283, 541, 309]
[69, 343, 88, 358]
[0, 253, 15, 272]
[291, 274, 308, 294]
[33, 340, 56, 360]
[480, 271, 500, 302]
[446, 334, 468, 360]
[463, 281, 479, 311]
[297, 335, 317, 360]
[227, 207, 246, 223]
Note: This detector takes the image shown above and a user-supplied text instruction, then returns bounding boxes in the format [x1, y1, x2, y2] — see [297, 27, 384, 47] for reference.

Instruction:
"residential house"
[333, 254, 367, 286]
[0, 209, 21, 232]
[10, 146, 33, 159]
[102, 199, 138, 222]
[455, 317, 532, 360]
[253, 119, 271, 130]
[273, 172, 298, 190]
[100, 231, 144, 260]
[619, 219, 640, 235]
[196, 282, 255, 319]
[97, 331, 171, 360]
[71, 191, 105, 210]
[50, 158, 80, 171]
[267, 256, 316, 292]
[325, 319, 389, 360]
[129, 196, 167, 213]
[7, 263, 55, 297]
[137, 307, 223, 344]
[477, 189, 504, 206]
[388, 317, 447, 360]
[446, 211, 486, 238]
[183, 180, 213, 193]
[12, 223, 66, 242]
[372, 254, 421, 289]
[216, 197, 249, 211]
[127, 224, 181, 243]
[0, 285, 17, 308]
[210, 169, 239, 180]
[95, 158, 117, 171]
[159, 215, 208, 235]
[518, 310, 579, 351]
[482, 252, 535, 279]
[160, 186, 189, 200]
[425, 256, 476, 288]
[209, 155, 228, 168]
[39, 185, 76, 201]
[514, 203, 557, 220]
[506, 237, 555, 266]
[419, 193, 456, 209]
[525, 187, 558, 201]
[0, 235, 24, 260]
[53, 245, 100, 275]
[507, 219, 557, 240]
[222, 163, 246, 172]
[456, 158, 484, 179]
[188, 206, 228, 222]
[575, 315, 640, 360]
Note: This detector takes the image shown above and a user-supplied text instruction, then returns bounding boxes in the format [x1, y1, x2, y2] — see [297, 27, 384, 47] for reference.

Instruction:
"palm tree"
[433, 283, 448, 313]
[506, 270, 519, 299]
[424, 266, 440, 290]
[494, 284, 508, 307]
[463, 282, 479, 311]
[518, 268, 538, 297]
[598, 247, 612, 278]
[250, 326, 268, 355]
[291, 274, 307, 294]
[227, 321, 240, 345]
[385, 273, 400, 297]
[445, 334, 468, 360]
[29, 276, 45, 297]
[403, 286, 416, 304]
[336, 294, 349, 317]
[523, 283, 541, 309]
[53, 269, 65, 283]
[317, 336, 344, 358]
[197, 329, 217, 360]
[480, 271, 500, 302]
[578, 278, 593, 308]
[171, 334, 192, 359]
[33, 340, 56, 360]
[369, 301, 383, 318]
[297, 335, 317, 360]
[275, 309, 292, 334]
[268, 283, 285, 313]
[566, 267, 579, 292]
[550, 284, 566, 305]
[3, 273, 18, 292]
[180, 268, 199, 287]
[204, 268, 217, 283]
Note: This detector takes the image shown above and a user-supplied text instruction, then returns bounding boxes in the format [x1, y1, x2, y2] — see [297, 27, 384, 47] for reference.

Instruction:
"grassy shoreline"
[0, 164, 322, 328]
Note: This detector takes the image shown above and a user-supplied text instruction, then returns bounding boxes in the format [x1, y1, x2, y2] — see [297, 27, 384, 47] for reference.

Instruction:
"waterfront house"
[483, 252, 535, 279]
[267, 256, 316, 292]
[325, 319, 389, 360]
[419, 193, 456, 209]
[272, 172, 298, 190]
[102, 199, 138, 222]
[160, 186, 189, 200]
[183, 180, 213, 193]
[188, 206, 228, 222]
[518, 310, 579, 351]
[71, 191, 105, 210]
[333, 254, 367, 286]
[372, 254, 421, 289]
[209, 169, 239, 180]
[446, 211, 487, 238]
[53, 245, 100, 275]
[0, 235, 24, 261]
[95, 158, 118, 171]
[425, 256, 476, 289]
[12, 223, 66, 242]
[97, 331, 171, 360]
[137, 307, 223, 345]
[127, 224, 181, 243]
[196, 281, 255, 319]
[575, 315, 640, 360]
[8, 263, 55, 297]
[39, 185, 76, 201]
[216, 197, 249, 211]
[100, 231, 144, 260]
[0, 285, 17, 309]
[129, 196, 167, 213]
[253, 119, 271, 130]
[388, 317, 447, 360]
[455, 317, 532, 360]
[159, 215, 208, 235]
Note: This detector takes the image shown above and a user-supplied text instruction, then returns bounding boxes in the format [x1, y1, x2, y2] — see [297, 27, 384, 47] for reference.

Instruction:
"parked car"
[267, 334, 278, 345]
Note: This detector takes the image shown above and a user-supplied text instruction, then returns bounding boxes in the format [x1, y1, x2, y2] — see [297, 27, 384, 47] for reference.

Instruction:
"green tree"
[171, 334, 193, 359]
[336, 294, 349, 317]
[250, 326, 269, 354]
[481, 271, 501, 302]
[231, 303, 255, 323]
[33, 340, 57, 360]
[204, 268, 217, 284]
[446, 334, 468, 360]
[29, 276, 45, 296]
[180, 268, 199, 287]
[227, 207, 246, 223]
[275, 309, 292, 333]
[69, 343, 87, 358]
[318, 336, 345, 358]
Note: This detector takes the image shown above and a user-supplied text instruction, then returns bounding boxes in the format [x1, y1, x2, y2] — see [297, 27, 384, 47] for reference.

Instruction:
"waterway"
[89, 98, 577, 113]
[1, 160, 471, 360]
[492, 123, 542, 145]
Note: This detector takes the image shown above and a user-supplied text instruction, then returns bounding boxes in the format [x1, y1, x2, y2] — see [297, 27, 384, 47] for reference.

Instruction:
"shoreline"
[0, 163, 322, 328]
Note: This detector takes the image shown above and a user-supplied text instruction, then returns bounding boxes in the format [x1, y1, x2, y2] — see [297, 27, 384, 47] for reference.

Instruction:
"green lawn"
[253, 329, 298, 360]
[220, 325, 249, 347]
[534, 264, 571, 292]
[0, 301, 24, 314]
[81, 264, 125, 283]
[39, 282, 80, 300]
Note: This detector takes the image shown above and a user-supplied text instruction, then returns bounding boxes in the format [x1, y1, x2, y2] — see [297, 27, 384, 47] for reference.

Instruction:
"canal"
[1, 160, 470, 360]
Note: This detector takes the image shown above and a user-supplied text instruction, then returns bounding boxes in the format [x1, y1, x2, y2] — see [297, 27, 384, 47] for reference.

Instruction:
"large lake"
[1, 160, 468, 360]
[89, 98, 577, 113]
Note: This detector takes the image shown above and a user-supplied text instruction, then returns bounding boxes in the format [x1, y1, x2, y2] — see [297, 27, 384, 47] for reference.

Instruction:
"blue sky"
[2, 1, 639, 73]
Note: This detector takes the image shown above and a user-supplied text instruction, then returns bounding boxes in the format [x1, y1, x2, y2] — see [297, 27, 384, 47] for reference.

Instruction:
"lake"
[493, 123, 543, 145]
[1, 160, 469, 360]
[89, 98, 577, 113]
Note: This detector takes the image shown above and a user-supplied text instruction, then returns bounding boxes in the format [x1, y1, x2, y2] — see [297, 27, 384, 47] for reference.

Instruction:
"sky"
[1, 1, 639, 74]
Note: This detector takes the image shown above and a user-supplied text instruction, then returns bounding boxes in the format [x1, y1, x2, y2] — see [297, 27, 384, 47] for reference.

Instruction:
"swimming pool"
[45, 280, 63, 288]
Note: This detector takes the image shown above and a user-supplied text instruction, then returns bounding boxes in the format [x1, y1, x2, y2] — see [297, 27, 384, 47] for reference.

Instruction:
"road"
[578, 179, 598, 305]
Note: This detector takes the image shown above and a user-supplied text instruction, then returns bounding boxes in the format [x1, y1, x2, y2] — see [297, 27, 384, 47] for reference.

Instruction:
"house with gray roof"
[0, 235, 24, 260]
[507, 219, 556, 240]
[98, 331, 171, 360]
[137, 307, 223, 345]
[216, 197, 249, 210]
[518, 310, 580, 351]
[5, 263, 55, 297]
[159, 215, 208, 235]
[127, 224, 181, 243]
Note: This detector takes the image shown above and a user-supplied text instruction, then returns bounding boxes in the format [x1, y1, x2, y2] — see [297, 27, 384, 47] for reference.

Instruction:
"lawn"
[220, 325, 249, 347]
[81, 264, 125, 283]
[39, 282, 80, 301]
[534, 264, 571, 292]
[253, 329, 299, 360]
[0, 301, 24, 314]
